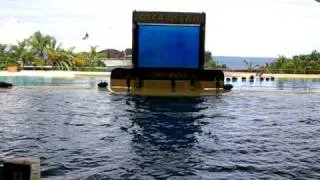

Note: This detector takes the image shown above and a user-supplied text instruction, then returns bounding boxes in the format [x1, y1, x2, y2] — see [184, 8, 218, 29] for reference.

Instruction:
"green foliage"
[243, 60, 259, 71]
[269, 50, 320, 74]
[81, 46, 106, 67]
[204, 51, 227, 69]
[28, 31, 52, 61]
[0, 43, 20, 69]
[0, 44, 11, 70]
[10, 40, 34, 66]
[0, 31, 109, 71]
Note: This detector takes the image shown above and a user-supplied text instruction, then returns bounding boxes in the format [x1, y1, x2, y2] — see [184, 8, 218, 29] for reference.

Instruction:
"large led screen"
[138, 25, 200, 68]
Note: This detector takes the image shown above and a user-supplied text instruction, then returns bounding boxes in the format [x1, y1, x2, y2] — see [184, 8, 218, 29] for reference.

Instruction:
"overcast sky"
[0, 0, 319, 57]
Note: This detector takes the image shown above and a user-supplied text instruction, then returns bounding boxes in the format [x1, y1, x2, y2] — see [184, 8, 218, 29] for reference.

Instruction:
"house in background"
[99, 48, 132, 59]
[100, 48, 132, 67]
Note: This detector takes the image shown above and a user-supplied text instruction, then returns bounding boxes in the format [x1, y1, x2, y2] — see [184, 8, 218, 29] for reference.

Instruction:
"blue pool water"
[1, 76, 320, 92]
[0, 76, 107, 87]
[1, 76, 320, 179]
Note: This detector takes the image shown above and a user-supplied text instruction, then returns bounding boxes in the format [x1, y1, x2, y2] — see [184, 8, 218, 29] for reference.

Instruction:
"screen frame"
[132, 11, 206, 69]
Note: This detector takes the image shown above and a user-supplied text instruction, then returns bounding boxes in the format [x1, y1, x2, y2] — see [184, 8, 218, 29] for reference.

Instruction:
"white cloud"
[0, 17, 37, 44]
[0, 0, 319, 57]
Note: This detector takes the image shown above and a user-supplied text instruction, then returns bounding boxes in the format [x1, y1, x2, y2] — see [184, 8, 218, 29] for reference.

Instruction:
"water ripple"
[0, 87, 320, 179]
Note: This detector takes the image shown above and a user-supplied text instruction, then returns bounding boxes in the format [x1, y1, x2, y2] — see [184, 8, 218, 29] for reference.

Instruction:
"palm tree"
[243, 60, 259, 71]
[84, 46, 106, 67]
[289, 56, 303, 73]
[0, 44, 10, 69]
[0, 43, 27, 69]
[88, 46, 98, 65]
[275, 56, 288, 69]
[310, 50, 320, 61]
[62, 46, 76, 60]
[204, 51, 222, 68]
[0, 43, 6, 52]
[28, 31, 52, 64]
[47, 38, 75, 70]
[61, 47, 77, 68]
[269, 55, 289, 73]
[10, 40, 34, 68]
[47, 37, 62, 63]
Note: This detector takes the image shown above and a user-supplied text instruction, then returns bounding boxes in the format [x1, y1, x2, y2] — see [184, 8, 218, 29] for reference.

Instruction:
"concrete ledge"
[0, 71, 110, 77]
[1, 70, 319, 79]
[1, 157, 40, 180]
[223, 71, 320, 79]
[74, 71, 111, 77]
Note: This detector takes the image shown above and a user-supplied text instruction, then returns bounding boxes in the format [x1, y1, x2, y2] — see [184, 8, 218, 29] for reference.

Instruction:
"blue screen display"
[138, 25, 200, 68]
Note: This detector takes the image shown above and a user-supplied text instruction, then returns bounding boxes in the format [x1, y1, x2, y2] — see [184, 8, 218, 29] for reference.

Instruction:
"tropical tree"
[83, 46, 106, 67]
[10, 40, 27, 61]
[62, 46, 76, 60]
[286, 56, 303, 73]
[47, 39, 77, 70]
[273, 56, 288, 69]
[72, 55, 85, 67]
[47, 38, 61, 61]
[10, 40, 35, 68]
[204, 51, 226, 68]
[0, 44, 11, 69]
[205, 51, 213, 62]
[243, 59, 259, 71]
[28, 31, 52, 63]
[0, 43, 6, 52]
[310, 50, 320, 62]
[299, 55, 315, 73]
[269, 50, 320, 74]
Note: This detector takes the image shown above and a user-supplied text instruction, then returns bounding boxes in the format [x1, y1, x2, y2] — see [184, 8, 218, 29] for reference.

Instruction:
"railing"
[268, 69, 320, 74]
[102, 59, 132, 67]
[22, 66, 53, 70]
[19, 65, 320, 74]
[56, 66, 131, 72]
[21, 66, 131, 72]
[222, 68, 320, 74]
[67, 66, 111, 72]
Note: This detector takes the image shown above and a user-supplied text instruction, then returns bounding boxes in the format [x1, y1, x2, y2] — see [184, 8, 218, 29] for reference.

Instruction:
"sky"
[0, 0, 319, 57]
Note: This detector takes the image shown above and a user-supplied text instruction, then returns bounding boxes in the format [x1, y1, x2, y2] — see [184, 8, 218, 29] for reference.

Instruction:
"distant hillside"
[214, 56, 276, 70]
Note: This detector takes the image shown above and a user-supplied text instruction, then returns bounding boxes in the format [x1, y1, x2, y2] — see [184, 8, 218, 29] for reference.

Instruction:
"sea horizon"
[214, 56, 276, 70]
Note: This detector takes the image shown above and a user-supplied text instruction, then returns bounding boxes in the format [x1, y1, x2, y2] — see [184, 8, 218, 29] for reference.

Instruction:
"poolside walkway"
[223, 71, 320, 79]
[0, 71, 111, 77]
[1, 70, 319, 79]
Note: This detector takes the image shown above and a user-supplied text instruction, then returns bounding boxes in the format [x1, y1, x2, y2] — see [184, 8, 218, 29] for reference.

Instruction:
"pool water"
[0, 76, 108, 88]
[0, 76, 320, 179]
[1, 76, 320, 92]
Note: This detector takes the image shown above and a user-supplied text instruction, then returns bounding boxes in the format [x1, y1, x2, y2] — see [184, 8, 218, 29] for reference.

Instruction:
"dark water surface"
[1, 77, 320, 179]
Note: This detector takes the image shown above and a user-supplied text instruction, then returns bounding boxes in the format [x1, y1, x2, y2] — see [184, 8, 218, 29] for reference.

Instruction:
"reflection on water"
[227, 77, 320, 92]
[0, 76, 106, 88]
[1, 76, 320, 92]
[126, 96, 204, 178]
